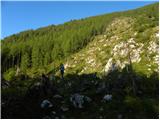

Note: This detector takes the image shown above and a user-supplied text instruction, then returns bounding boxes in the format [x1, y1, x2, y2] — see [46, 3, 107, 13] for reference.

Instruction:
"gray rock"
[70, 93, 92, 108]
[51, 111, 56, 115]
[41, 99, 53, 108]
[103, 94, 112, 101]
[53, 94, 63, 99]
[70, 93, 84, 108]
[61, 105, 69, 112]
[34, 82, 41, 86]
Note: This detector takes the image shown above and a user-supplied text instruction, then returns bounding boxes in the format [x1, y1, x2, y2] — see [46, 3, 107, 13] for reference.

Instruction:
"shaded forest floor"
[1, 67, 159, 119]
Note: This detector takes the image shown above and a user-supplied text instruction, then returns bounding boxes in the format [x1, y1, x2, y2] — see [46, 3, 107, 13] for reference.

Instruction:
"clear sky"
[1, 1, 158, 39]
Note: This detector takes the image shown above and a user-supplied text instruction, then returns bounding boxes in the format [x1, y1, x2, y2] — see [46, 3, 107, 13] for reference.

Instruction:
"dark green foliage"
[1, 3, 159, 75]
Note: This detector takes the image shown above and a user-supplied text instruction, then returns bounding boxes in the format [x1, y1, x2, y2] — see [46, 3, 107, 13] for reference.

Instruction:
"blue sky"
[1, 1, 158, 39]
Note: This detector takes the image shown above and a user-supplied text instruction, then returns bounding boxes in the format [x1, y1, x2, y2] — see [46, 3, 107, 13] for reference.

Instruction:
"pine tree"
[21, 52, 30, 70]
[44, 52, 51, 66]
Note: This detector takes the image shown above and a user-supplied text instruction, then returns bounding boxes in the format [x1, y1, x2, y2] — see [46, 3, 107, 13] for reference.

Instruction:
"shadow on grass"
[1, 66, 159, 118]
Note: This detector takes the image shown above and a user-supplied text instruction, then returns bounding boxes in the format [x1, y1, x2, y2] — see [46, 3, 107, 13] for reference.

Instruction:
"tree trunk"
[18, 52, 21, 67]
[12, 56, 14, 68]
[127, 43, 136, 96]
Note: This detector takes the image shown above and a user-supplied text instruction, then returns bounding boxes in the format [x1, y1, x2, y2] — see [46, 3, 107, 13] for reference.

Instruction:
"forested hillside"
[1, 2, 159, 119]
[1, 3, 158, 75]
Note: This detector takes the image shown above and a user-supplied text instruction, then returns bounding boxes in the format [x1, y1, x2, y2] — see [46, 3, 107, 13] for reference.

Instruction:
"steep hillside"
[1, 2, 159, 77]
[63, 17, 159, 77]
[1, 2, 159, 119]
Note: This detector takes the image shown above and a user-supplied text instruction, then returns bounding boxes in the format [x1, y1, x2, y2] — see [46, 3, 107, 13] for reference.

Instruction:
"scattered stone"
[103, 44, 107, 47]
[70, 93, 92, 108]
[53, 94, 63, 99]
[34, 82, 41, 86]
[99, 39, 104, 43]
[156, 33, 159, 37]
[103, 94, 112, 101]
[134, 32, 137, 36]
[70, 94, 84, 108]
[41, 99, 53, 108]
[147, 64, 151, 67]
[61, 105, 69, 112]
[110, 38, 144, 69]
[51, 111, 56, 115]
[148, 41, 158, 54]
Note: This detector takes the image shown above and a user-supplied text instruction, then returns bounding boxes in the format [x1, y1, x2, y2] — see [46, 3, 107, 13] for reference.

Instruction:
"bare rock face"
[104, 37, 145, 75]
[148, 40, 159, 65]
[104, 58, 118, 75]
[148, 41, 158, 54]
[112, 38, 143, 63]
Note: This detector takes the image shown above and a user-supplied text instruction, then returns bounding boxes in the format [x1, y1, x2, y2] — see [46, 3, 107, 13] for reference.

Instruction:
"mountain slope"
[1, 3, 159, 119]
[1, 2, 159, 77]
[63, 16, 158, 77]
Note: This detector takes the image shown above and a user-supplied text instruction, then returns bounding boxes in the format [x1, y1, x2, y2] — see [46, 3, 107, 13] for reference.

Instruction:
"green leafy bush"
[3, 68, 16, 81]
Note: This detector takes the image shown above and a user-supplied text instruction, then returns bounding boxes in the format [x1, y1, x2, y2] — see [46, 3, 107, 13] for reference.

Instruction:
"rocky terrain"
[1, 3, 159, 119]
[64, 17, 158, 77]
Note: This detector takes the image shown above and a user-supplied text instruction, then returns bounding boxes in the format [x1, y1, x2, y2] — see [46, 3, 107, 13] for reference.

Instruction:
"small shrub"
[3, 68, 16, 81]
